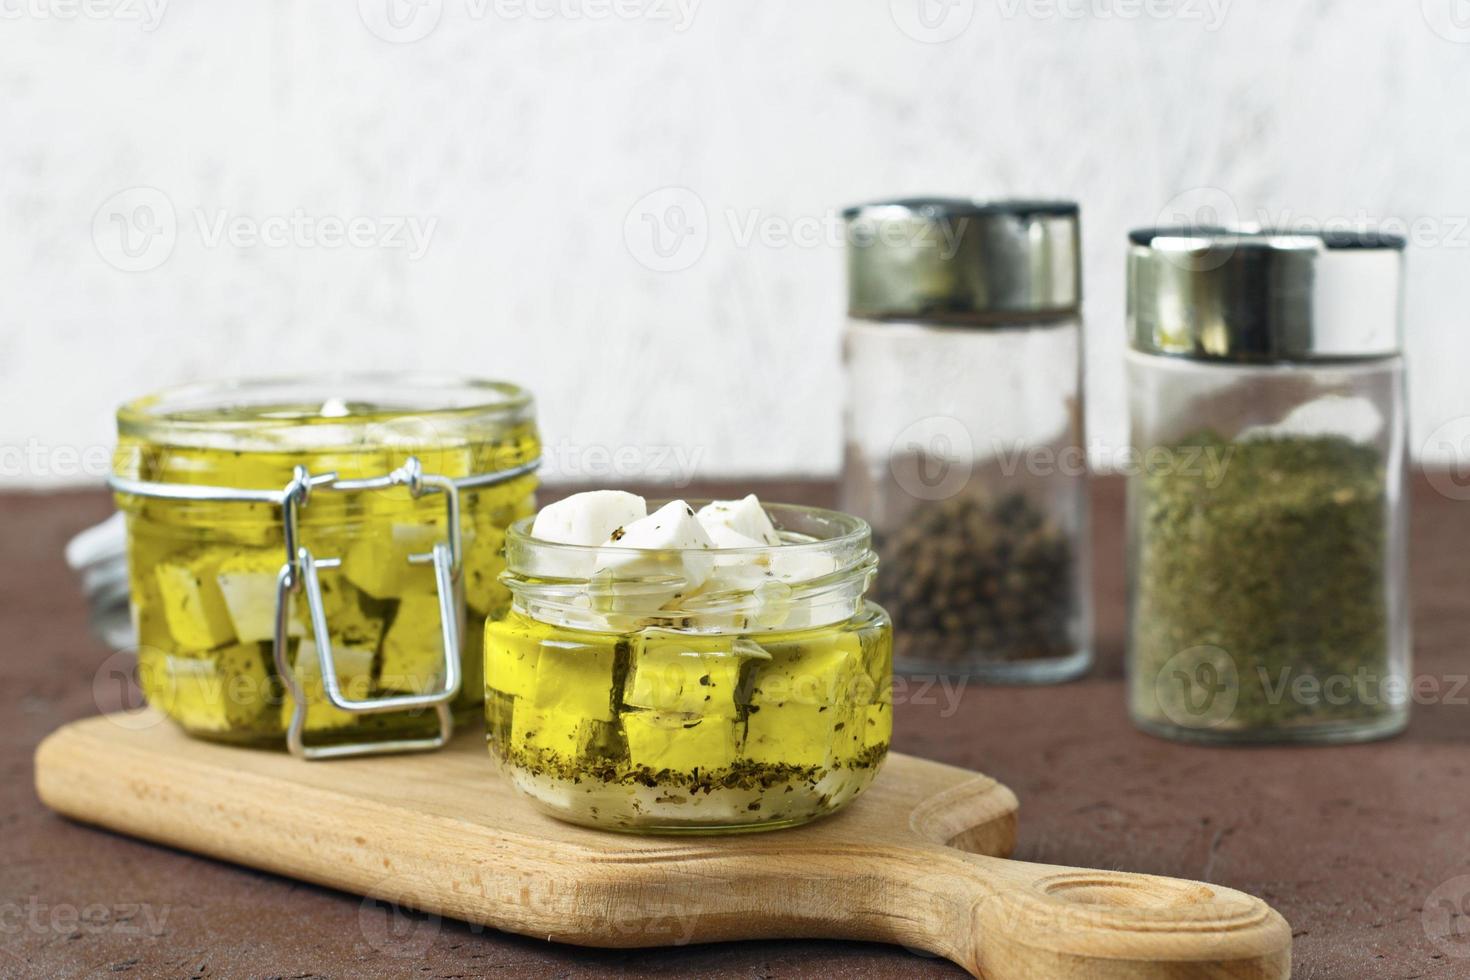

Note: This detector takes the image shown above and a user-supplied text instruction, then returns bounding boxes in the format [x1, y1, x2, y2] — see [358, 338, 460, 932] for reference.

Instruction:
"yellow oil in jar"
[117, 400, 539, 746]
[484, 605, 892, 832]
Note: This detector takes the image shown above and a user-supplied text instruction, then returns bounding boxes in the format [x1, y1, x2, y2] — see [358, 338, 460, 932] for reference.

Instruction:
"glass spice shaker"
[840, 199, 1091, 683]
[1125, 228, 1411, 744]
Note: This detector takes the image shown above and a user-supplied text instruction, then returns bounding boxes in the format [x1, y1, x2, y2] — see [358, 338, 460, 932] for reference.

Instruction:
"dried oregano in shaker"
[841, 199, 1091, 682]
[1126, 228, 1411, 744]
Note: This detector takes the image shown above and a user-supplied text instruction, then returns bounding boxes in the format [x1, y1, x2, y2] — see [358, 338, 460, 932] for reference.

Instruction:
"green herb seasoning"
[876, 492, 1077, 670]
[1130, 432, 1393, 738]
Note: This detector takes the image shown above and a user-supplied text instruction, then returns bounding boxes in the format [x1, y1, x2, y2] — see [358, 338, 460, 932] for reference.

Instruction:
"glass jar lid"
[1128, 227, 1406, 363]
[843, 198, 1081, 324]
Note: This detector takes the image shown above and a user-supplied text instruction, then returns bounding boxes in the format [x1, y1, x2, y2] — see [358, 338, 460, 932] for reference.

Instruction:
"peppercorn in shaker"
[1125, 228, 1411, 744]
[840, 199, 1091, 682]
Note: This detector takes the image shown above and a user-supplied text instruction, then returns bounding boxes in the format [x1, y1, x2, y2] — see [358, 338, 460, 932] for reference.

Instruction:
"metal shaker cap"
[1127, 227, 1406, 362]
[843, 198, 1081, 323]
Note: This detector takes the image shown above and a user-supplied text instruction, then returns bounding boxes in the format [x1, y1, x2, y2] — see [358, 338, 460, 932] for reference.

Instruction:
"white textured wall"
[3, 0, 1469, 487]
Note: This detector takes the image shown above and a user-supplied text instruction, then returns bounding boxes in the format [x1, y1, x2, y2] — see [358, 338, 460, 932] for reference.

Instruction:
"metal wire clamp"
[109, 455, 540, 759]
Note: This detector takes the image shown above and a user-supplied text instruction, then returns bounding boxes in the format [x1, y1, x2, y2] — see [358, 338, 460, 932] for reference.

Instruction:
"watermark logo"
[890, 0, 974, 43]
[0, 0, 168, 30]
[358, 0, 444, 42]
[360, 879, 442, 957]
[623, 186, 708, 272]
[888, 417, 975, 502]
[359, 0, 698, 42]
[539, 438, 706, 486]
[92, 648, 165, 732]
[93, 187, 438, 271]
[1155, 645, 1239, 730]
[1151, 185, 1241, 271]
[1425, 875, 1470, 957]
[1423, 416, 1470, 501]
[0, 898, 171, 938]
[995, 0, 1230, 30]
[93, 186, 176, 272]
[1422, 0, 1470, 43]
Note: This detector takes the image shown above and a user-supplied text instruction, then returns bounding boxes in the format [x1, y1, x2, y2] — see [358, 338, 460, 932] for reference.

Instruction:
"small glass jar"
[1125, 228, 1411, 744]
[840, 199, 1091, 683]
[111, 375, 540, 758]
[485, 503, 892, 833]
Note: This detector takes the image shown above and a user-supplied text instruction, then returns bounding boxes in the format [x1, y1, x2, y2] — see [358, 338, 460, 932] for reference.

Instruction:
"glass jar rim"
[503, 500, 877, 633]
[508, 502, 870, 564]
[116, 373, 535, 452]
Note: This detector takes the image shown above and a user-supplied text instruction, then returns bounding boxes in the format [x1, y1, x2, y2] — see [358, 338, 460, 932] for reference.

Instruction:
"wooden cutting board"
[35, 712, 1290, 978]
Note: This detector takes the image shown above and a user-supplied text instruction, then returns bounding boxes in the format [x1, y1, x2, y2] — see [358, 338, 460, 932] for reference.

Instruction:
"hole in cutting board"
[1042, 875, 1213, 910]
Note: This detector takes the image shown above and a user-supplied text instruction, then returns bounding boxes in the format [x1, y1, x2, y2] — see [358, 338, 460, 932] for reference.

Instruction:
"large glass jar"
[485, 503, 892, 833]
[111, 375, 540, 758]
[1126, 229, 1410, 744]
[840, 199, 1091, 683]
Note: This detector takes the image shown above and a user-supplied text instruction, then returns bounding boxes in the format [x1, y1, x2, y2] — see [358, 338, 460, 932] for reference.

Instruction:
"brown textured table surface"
[4, 477, 1468, 979]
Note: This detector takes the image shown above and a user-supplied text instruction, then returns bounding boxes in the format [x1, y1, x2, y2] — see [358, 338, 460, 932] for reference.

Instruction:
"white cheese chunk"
[595, 500, 715, 591]
[531, 490, 647, 546]
[696, 494, 781, 547]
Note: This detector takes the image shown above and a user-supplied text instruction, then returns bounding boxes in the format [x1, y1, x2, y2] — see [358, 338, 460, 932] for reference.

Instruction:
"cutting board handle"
[904, 847, 1291, 978]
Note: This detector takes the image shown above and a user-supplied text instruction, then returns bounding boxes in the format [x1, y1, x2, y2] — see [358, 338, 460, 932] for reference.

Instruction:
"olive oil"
[485, 605, 892, 832]
[117, 399, 539, 746]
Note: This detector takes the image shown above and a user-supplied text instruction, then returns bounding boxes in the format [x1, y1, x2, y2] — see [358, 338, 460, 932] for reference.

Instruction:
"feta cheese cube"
[145, 643, 278, 733]
[527, 631, 621, 722]
[462, 523, 509, 617]
[623, 710, 739, 772]
[624, 630, 749, 715]
[286, 637, 376, 732]
[342, 522, 443, 599]
[484, 617, 546, 700]
[215, 549, 299, 645]
[379, 593, 448, 694]
[743, 700, 849, 769]
[531, 490, 647, 546]
[697, 494, 781, 547]
[155, 550, 237, 651]
[594, 500, 715, 592]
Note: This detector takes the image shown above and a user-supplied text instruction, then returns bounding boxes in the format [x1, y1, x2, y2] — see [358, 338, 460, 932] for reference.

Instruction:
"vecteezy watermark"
[0, 0, 167, 30]
[92, 186, 437, 272]
[0, 898, 171, 938]
[360, 880, 443, 958]
[881, 419, 1237, 502]
[1156, 649, 1449, 731]
[358, 0, 444, 43]
[0, 439, 114, 481]
[623, 187, 709, 273]
[996, 0, 1230, 31]
[1423, 416, 1470, 501]
[1422, 0, 1470, 44]
[360, 874, 703, 952]
[93, 187, 177, 273]
[1425, 875, 1470, 958]
[1156, 186, 1470, 249]
[539, 438, 706, 486]
[623, 190, 969, 272]
[1155, 645, 1240, 730]
[358, 0, 698, 43]
[889, 0, 975, 43]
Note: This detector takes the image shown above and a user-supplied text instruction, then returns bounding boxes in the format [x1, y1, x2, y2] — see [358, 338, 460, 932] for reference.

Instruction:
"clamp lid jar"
[111, 374, 540, 759]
